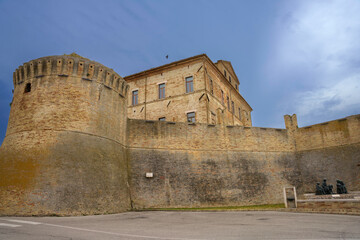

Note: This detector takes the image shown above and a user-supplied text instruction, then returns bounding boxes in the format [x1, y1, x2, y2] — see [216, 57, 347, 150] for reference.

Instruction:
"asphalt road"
[0, 211, 359, 240]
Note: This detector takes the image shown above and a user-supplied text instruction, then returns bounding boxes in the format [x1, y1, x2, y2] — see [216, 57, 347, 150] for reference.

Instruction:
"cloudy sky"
[0, 0, 359, 143]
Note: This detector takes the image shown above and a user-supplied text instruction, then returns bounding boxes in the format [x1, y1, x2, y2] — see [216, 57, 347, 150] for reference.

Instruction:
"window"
[187, 112, 196, 123]
[132, 90, 138, 105]
[238, 107, 242, 120]
[229, 76, 231, 83]
[235, 84, 238, 90]
[224, 70, 227, 77]
[24, 83, 31, 93]
[159, 117, 166, 121]
[209, 78, 213, 94]
[185, 76, 193, 93]
[227, 96, 230, 110]
[231, 101, 234, 113]
[221, 90, 224, 104]
[159, 83, 165, 99]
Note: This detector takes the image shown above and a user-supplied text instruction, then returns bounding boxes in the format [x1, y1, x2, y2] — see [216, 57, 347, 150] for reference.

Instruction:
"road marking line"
[0, 223, 21, 228]
[5, 219, 42, 225]
[43, 223, 206, 240]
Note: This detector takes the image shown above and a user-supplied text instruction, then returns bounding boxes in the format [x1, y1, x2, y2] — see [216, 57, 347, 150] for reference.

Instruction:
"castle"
[0, 54, 359, 216]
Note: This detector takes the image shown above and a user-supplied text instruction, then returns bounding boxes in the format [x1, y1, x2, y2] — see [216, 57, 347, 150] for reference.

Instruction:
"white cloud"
[265, 0, 360, 124]
[271, 0, 360, 79]
[294, 74, 360, 117]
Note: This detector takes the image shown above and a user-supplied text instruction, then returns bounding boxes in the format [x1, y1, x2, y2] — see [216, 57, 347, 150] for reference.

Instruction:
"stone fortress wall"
[127, 114, 360, 209]
[287, 114, 360, 193]
[0, 55, 359, 215]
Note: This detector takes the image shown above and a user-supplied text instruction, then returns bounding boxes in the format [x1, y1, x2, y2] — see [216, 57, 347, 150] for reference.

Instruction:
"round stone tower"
[0, 54, 130, 216]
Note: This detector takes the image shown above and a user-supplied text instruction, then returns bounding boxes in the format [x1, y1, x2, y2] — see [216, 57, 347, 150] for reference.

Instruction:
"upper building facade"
[124, 54, 252, 126]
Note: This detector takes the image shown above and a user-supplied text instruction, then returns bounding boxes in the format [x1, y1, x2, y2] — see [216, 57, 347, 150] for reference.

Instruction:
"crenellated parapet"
[13, 55, 129, 97]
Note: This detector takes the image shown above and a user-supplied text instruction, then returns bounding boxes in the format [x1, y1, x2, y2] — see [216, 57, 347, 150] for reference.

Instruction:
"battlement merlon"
[284, 114, 298, 130]
[13, 55, 129, 97]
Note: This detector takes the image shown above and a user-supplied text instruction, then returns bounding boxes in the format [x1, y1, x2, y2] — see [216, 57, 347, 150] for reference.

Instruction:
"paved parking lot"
[1, 211, 360, 240]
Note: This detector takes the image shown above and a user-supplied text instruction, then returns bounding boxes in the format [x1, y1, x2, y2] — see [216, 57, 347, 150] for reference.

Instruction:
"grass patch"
[139, 203, 285, 212]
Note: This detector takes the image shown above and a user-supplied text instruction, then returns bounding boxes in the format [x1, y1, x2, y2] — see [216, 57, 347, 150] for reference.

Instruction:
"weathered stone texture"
[127, 114, 360, 209]
[128, 149, 299, 208]
[0, 55, 130, 215]
[127, 119, 293, 152]
[127, 120, 300, 208]
[283, 115, 360, 193]
[0, 131, 129, 216]
[294, 115, 360, 151]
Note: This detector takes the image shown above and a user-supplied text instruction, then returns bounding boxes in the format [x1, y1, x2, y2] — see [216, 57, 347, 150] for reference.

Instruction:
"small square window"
[132, 90, 138, 105]
[159, 83, 165, 99]
[187, 112, 196, 123]
[185, 76, 194, 93]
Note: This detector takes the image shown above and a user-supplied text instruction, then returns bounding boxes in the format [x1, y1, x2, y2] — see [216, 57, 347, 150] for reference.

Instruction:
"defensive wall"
[127, 114, 360, 209]
[289, 114, 360, 193]
[0, 55, 359, 215]
[127, 120, 298, 209]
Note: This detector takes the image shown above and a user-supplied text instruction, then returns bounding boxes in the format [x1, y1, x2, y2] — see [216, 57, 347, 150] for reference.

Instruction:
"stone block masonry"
[296, 199, 360, 215]
[127, 115, 359, 209]
[0, 54, 359, 215]
[0, 55, 130, 216]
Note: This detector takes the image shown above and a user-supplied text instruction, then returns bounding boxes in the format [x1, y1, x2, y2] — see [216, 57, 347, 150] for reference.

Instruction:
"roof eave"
[124, 54, 208, 81]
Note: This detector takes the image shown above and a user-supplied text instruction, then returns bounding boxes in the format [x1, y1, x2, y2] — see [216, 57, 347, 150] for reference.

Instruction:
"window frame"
[132, 90, 138, 105]
[159, 83, 166, 99]
[185, 76, 194, 93]
[187, 112, 196, 123]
